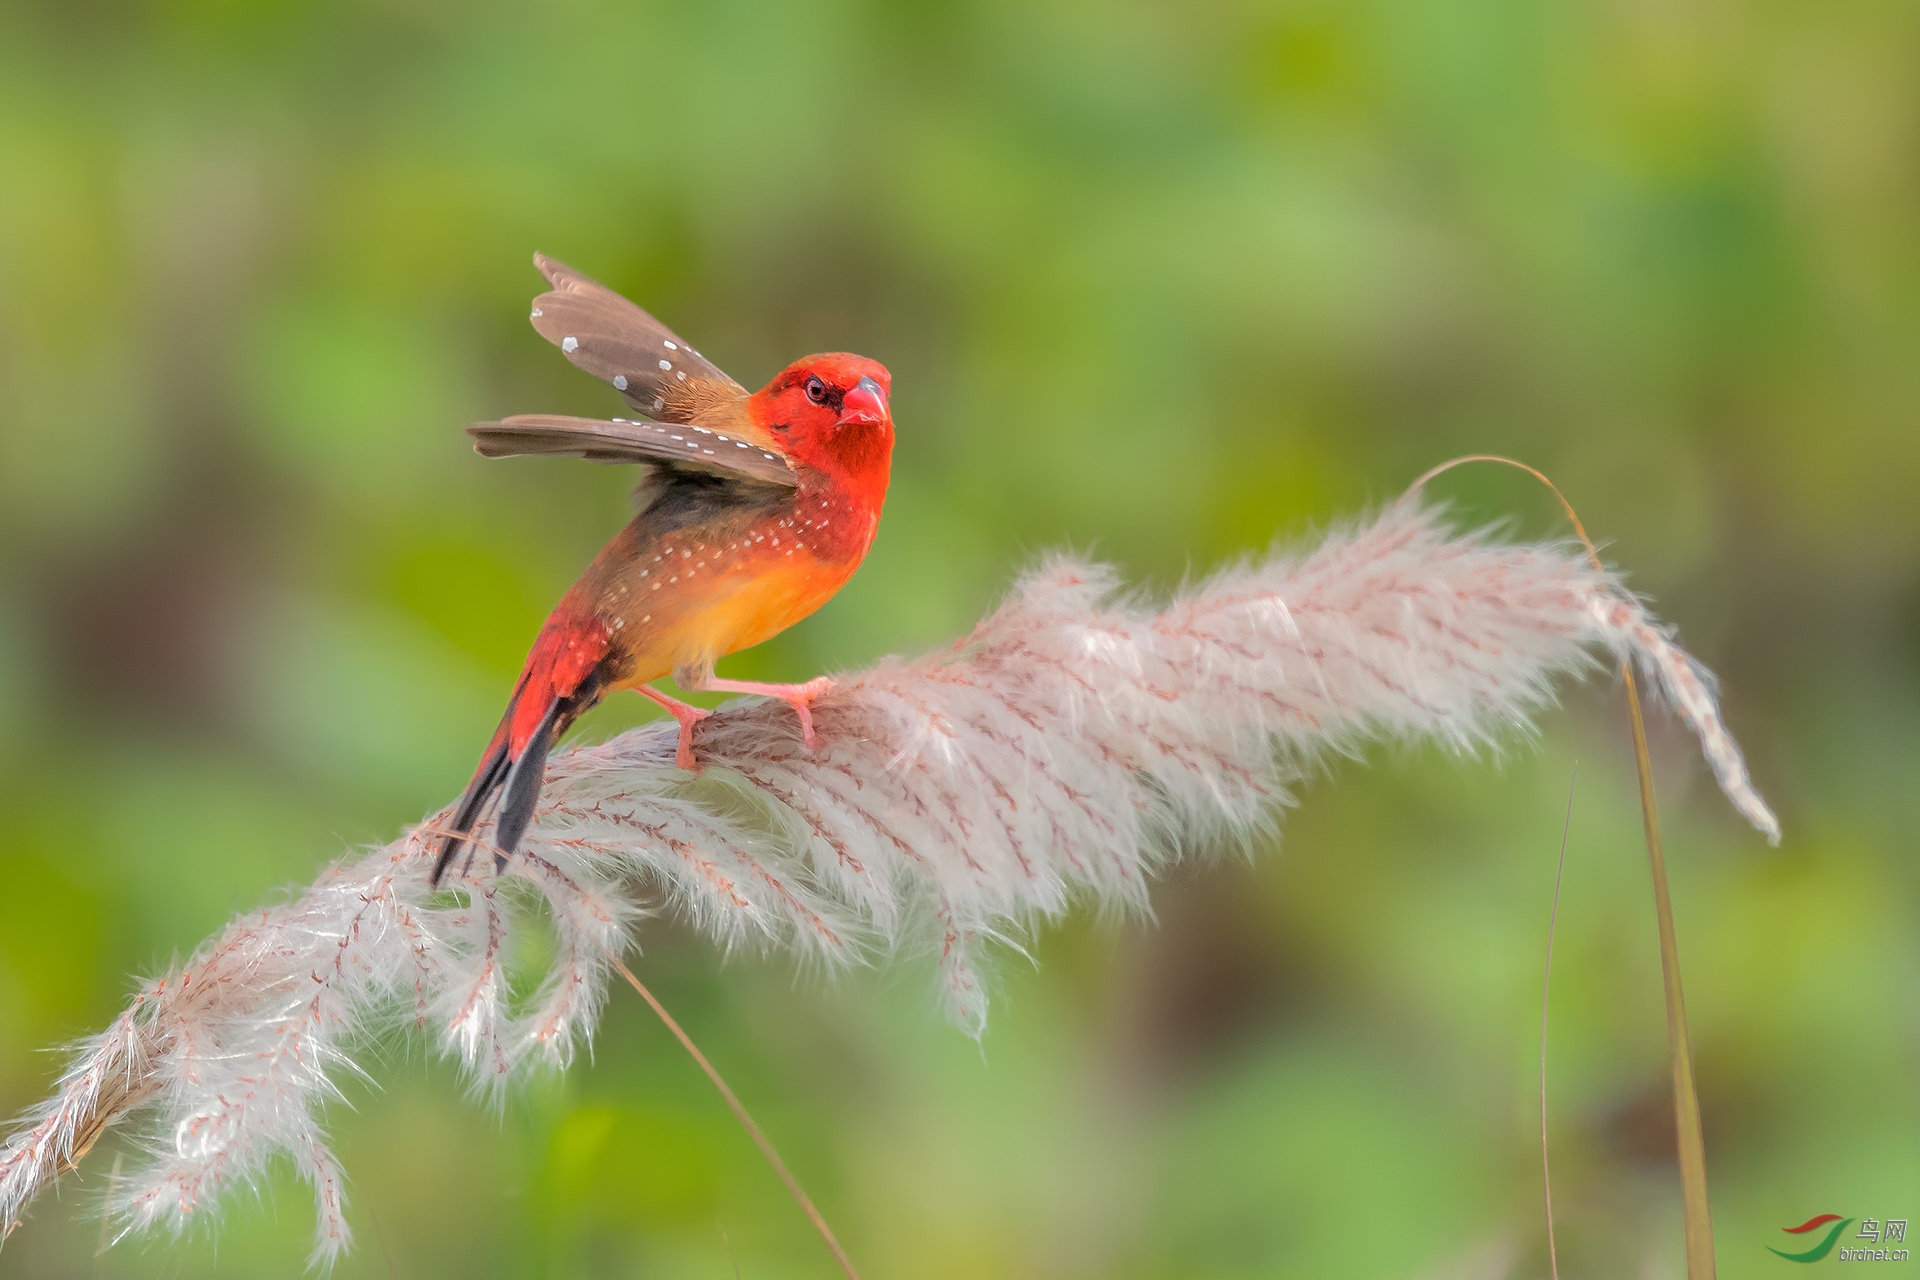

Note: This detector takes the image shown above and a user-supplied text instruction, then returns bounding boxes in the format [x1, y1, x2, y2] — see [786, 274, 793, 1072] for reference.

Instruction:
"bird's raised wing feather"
[468, 414, 797, 488]
[529, 254, 767, 436]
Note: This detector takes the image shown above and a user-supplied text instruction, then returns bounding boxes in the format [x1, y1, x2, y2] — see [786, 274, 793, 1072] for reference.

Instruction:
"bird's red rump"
[509, 614, 610, 757]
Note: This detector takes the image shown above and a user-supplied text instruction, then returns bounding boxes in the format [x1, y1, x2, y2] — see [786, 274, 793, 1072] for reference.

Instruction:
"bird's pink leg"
[680, 672, 836, 751]
[635, 684, 711, 771]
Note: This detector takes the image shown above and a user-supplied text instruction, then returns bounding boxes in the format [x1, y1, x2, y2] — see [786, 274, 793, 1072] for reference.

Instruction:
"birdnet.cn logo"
[1770, 1214, 1909, 1264]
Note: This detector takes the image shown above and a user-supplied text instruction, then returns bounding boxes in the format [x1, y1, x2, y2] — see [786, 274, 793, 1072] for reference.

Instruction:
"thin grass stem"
[1541, 764, 1575, 1280]
[611, 957, 860, 1280]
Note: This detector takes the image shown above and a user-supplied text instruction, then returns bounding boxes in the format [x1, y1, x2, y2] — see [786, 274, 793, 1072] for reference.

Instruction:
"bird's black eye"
[805, 375, 829, 404]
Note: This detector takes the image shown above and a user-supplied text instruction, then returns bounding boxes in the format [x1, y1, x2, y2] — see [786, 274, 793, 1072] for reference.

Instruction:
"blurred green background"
[1, 0, 1915, 1276]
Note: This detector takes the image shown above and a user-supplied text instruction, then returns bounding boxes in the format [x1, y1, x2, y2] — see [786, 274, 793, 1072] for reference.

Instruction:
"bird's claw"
[684, 673, 836, 754]
[636, 684, 713, 772]
[672, 705, 712, 772]
[779, 676, 836, 752]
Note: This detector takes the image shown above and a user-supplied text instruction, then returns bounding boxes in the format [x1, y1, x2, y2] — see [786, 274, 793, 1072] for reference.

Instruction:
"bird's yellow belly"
[608, 551, 858, 687]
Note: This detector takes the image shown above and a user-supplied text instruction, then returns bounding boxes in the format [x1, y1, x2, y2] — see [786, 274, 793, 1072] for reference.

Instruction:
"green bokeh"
[1, 0, 1915, 1275]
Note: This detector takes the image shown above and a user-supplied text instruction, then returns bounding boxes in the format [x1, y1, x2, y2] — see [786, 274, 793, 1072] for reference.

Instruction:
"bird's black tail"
[430, 670, 605, 886]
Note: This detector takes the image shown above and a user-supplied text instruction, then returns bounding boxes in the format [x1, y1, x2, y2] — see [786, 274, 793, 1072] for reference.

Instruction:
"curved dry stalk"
[1409, 455, 1736, 1280]
[0, 497, 1776, 1269]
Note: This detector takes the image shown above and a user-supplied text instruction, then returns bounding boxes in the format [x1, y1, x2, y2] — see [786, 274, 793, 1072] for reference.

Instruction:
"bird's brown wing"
[468, 414, 797, 488]
[528, 254, 775, 444]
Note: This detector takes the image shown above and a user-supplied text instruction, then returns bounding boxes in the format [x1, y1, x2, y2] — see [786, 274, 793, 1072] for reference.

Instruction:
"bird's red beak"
[838, 376, 888, 426]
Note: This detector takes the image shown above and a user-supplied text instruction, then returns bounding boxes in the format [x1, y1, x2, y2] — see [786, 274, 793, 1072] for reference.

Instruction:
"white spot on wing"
[614, 375, 628, 390]
[530, 308, 543, 318]
[659, 359, 672, 370]
[562, 336, 579, 353]
[664, 340, 677, 350]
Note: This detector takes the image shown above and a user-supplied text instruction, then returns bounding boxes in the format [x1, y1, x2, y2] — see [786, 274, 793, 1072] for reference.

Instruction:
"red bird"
[432, 254, 893, 884]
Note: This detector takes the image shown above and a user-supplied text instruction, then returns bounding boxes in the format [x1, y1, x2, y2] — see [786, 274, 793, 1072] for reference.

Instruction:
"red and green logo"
[1770, 1214, 1852, 1263]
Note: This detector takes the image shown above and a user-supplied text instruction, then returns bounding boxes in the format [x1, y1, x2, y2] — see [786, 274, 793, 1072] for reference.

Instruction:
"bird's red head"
[751, 353, 893, 491]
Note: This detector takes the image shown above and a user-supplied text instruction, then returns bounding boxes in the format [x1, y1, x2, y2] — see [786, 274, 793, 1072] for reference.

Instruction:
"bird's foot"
[636, 684, 713, 771]
[693, 675, 836, 751]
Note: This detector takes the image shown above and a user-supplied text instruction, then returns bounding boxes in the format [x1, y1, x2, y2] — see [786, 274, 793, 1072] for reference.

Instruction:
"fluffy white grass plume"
[0, 499, 1778, 1267]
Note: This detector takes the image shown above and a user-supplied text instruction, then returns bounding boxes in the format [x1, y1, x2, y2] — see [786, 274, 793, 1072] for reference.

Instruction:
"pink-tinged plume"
[0, 499, 1776, 1268]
